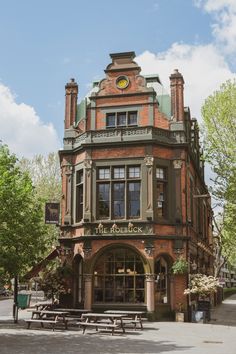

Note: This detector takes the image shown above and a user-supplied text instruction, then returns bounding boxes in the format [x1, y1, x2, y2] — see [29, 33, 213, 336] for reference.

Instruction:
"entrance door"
[93, 247, 145, 304]
[155, 256, 169, 304]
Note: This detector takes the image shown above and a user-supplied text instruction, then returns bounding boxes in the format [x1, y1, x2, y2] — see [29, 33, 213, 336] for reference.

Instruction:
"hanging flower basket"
[172, 257, 189, 275]
[184, 274, 220, 299]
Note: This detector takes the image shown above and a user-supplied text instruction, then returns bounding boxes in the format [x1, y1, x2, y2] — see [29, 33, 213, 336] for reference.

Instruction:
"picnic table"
[104, 310, 146, 329]
[25, 310, 69, 331]
[78, 312, 126, 335]
[55, 308, 90, 322]
[56, 308, 90, 316]
[34, 301, 54, 311]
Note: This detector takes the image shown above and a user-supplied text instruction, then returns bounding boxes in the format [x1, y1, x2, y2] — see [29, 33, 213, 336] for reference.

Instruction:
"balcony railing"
[63, 126, 182, 150]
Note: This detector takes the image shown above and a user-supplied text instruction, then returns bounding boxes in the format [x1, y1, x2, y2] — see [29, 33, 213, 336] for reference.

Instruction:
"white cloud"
[136, 43, 235, 121]
[0, 84, 60, 158]
[194, 0, 236, 54]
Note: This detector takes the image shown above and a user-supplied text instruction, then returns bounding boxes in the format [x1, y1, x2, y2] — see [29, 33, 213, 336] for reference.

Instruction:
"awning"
[23, 249, 59, 280]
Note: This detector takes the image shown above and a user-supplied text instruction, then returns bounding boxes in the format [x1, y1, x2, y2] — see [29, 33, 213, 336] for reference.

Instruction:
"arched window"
[93, 248, 145, 303]
[73, 255, 84, 305]
[155, 257, 169, 304]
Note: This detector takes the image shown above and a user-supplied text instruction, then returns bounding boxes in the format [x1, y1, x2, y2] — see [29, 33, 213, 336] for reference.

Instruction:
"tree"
[202, 80, 236, 267]
[0, 145, 48, 320]
[20, 153, 61, 249]
[202, 80, 236, 203]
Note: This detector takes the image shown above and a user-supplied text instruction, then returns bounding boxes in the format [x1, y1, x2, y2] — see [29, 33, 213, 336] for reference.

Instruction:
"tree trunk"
[13, 275, 18, 323]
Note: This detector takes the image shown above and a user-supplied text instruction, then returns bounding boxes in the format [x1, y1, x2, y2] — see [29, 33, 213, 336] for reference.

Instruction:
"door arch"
[93, 246, 147, 304]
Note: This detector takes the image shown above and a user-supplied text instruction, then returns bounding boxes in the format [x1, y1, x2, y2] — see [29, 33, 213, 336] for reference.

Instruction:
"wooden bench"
[25, 311, 70, 331]
[77, 321, 119, 335]
[25, 319, 58, 331]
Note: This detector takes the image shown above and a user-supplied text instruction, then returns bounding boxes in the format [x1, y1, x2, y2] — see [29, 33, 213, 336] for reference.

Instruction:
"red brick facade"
[59, 52, 214, 320]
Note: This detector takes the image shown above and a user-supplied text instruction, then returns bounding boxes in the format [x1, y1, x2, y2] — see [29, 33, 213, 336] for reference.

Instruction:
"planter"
[197, 300, 211, 321]
[175, 311, 185, 322]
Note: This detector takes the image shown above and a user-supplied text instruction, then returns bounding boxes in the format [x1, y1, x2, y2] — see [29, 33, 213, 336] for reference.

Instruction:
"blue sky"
[0, 0, 235, 157]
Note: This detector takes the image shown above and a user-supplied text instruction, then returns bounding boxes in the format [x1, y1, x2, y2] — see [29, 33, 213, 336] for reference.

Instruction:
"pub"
[58, 51, 214, 319]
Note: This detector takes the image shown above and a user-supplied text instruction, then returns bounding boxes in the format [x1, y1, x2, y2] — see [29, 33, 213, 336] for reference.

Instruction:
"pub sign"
[45, 202, 60, 224]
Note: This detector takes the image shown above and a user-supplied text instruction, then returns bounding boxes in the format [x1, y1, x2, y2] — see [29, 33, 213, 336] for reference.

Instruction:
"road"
[0, 297, 13, 317]
[0, 296, 235, 354]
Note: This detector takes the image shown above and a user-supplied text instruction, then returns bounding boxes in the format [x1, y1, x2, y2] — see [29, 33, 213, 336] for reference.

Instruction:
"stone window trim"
[96, 165, 141, 221]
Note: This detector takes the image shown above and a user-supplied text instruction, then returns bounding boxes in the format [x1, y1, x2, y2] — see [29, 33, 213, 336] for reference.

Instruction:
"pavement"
[0, 295, 236, 354]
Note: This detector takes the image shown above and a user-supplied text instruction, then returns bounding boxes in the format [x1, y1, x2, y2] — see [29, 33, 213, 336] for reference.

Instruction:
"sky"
[0, 0, 236, 158]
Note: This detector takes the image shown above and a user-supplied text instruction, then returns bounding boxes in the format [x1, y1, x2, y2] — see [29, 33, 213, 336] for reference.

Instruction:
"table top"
[104, 310, 145, 315]
[34, 302, 53, 306]
[38, 310, 69, 315]
[56, 308, 89, 313]
[82, 313, 125, 318]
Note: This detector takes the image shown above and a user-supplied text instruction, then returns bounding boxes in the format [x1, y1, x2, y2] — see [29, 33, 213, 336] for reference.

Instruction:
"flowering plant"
[184, 274, 220, 298]
[172, 257, 189, 274]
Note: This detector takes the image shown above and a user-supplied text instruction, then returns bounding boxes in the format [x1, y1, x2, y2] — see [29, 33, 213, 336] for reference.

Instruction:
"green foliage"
[19, 153, 61, 250]
[0, 144, 48, 281]
[38, 260, 73, 300]
[172, 257, 189, 274]
[202, 80, 236, 265]
[223, 287, 236, 299]
[202, 79, 236, 203]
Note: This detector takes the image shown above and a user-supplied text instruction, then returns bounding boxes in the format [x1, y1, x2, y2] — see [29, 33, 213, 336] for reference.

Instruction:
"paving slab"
[0, 294, 235, 354]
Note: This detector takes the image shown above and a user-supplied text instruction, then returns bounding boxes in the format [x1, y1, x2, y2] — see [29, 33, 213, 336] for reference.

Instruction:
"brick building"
[59, 52, 214, 319]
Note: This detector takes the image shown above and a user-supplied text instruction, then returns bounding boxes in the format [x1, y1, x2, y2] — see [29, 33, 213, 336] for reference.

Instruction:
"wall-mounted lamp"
[144, 241, 154, 256]
[191, 260, 197, 272]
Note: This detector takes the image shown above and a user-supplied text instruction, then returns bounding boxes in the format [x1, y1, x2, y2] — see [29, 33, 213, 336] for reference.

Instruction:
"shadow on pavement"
[0, 333, 193, 354]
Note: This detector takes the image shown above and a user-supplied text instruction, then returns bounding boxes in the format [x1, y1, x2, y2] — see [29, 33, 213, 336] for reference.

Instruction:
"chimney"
[169, 69, 184, 121]
[64, 78, 78, 129]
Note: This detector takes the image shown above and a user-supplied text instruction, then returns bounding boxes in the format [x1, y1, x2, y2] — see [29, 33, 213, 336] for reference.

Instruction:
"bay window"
[97, 165, 141, 220]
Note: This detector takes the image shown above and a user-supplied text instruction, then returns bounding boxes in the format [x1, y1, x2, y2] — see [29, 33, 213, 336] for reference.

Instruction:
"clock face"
[116, 76, 129, 89]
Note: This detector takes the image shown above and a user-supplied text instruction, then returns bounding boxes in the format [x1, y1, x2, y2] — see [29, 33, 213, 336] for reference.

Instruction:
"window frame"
[156, 166, 168, 219]
[75, 169, 84, 222]
[96, 165, 141, 220]
[106, 111, 138, 129]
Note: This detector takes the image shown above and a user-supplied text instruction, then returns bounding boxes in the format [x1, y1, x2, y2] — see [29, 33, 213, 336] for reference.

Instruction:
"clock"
[116, 76, 129, 89]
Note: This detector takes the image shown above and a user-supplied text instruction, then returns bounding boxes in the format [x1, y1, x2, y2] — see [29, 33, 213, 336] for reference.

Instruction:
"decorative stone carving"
[84, 160, 92, 169]
[173, 160, 183, 169]
[144, 156, 154, 166]
[84, 274, 93, 282]
[145, 273, 156, 282]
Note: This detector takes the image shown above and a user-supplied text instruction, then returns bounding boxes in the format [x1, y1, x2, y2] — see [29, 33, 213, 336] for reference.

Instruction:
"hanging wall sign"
[45, 203, 60, 224]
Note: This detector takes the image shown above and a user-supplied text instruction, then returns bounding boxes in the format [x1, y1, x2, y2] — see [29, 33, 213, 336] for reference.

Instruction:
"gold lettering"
[95, 224, 143, 235]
